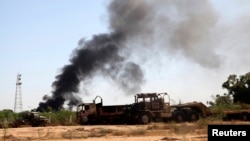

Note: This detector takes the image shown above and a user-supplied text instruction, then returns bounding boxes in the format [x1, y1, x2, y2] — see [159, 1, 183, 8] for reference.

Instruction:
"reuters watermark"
[208, 124, 250, 140]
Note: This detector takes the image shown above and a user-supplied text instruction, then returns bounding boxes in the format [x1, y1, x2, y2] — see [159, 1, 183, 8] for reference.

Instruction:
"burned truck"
[222, 109, 250, 121]
[76, 92, 172, 124]
[22, 111, 49, 127]
[76, 92, 206, 125]
[76, 95, 127, 124]
[0, 111, 48, 128]
[222, 104, 250, 121]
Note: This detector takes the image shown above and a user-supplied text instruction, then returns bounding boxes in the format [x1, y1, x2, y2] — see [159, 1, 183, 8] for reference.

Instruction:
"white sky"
[1, 0, 250, 111]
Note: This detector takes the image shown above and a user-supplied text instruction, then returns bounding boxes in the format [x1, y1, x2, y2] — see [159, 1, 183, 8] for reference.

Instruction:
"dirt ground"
[2, 120, 250, 141]
[0, 121, 211, 141]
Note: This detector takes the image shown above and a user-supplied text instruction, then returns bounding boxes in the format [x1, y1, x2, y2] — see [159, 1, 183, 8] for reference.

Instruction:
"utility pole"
[14, 73, 23, 113]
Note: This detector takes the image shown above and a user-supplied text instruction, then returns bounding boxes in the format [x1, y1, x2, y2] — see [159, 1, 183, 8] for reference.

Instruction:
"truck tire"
[173, 111, 185, 123]
[241, 113, 248, 121]
[185, 109, 199, 122]
[139, 113, 151, 124]
[189, 112, 199, 122]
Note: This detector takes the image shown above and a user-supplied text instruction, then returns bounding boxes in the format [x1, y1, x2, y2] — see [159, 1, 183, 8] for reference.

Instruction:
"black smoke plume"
[37, 0, 222, 111]
[37, 32, 144, 111]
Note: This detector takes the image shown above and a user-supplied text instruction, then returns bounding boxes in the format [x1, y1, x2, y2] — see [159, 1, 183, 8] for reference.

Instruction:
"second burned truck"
[76, 92, 212, 125]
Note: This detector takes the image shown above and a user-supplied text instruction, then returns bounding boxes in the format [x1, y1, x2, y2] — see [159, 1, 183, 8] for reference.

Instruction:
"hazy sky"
[1, 0, 250, 111]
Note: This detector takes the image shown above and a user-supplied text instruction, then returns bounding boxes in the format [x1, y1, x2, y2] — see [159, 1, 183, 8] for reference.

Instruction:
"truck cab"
[129, 92, 172, 124]
[76, 96, 101, 124]
[134, 92, 170, 111]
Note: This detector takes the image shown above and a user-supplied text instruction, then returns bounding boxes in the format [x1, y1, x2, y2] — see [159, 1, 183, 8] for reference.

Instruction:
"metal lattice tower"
[14, 73, 23, 113]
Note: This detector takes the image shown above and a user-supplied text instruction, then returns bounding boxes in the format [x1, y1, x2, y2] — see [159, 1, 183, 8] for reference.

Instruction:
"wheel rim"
[141, 115, 149, 123]
[191, 114, 196, 121]
[242, 115, 247, 121]
[177, 115, 183, 122]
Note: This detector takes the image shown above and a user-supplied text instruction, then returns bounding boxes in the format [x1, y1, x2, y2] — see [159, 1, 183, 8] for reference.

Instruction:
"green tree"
[222, 72, 250, 104]
[40, 110, 76, 125]
[208, 93, 233, 107]
[0, 109, 17, 123]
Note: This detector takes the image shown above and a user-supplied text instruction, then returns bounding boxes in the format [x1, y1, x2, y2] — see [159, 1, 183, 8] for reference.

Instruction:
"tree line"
[209, 71, 250, 108]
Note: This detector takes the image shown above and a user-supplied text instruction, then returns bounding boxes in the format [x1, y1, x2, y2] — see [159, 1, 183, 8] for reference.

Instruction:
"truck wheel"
[241, 114, 248, 121]
[173, 111, 185, 123]
[189, 113, 199, 122]
[139, 113, 151, 124]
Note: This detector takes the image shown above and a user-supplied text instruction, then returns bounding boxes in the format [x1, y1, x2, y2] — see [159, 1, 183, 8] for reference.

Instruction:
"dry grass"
[2, 119, 248, 141]
[112, 130, 126, 136]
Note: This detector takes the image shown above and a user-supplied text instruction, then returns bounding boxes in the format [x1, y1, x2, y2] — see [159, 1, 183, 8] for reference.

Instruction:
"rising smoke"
[37, 0, 221, 111]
